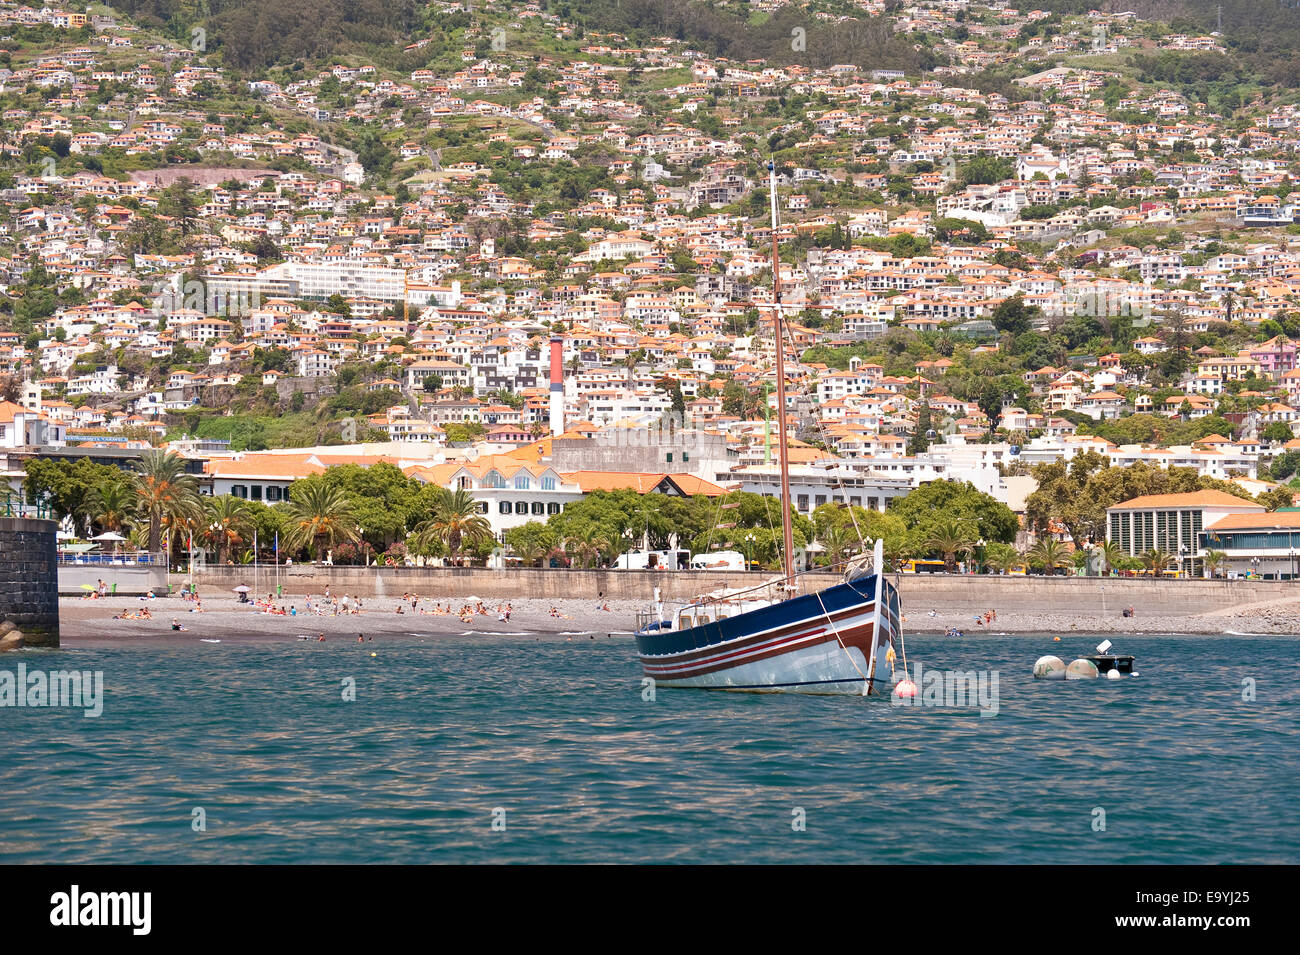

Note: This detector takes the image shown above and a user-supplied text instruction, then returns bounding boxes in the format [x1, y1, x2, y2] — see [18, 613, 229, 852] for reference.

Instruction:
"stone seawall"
[189, 564, 1288, 617]
[57, 564, 168, 597]
[0, 517, 60, 648]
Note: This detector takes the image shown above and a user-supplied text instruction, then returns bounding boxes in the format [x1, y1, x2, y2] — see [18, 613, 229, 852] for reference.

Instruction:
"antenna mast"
[768, 161, 795, 585]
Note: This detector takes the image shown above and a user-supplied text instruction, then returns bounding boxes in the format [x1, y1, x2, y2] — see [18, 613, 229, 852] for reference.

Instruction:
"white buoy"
[1033, 655, 1067, 679]
[1066, 658, 1099, 680]
[1106, 669, 1122, 680]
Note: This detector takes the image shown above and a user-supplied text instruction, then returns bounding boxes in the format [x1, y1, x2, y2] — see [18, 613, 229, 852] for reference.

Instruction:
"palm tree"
[510, 537, 547, 568]
[133, 450, 202, 554]
[1098, 539, 1126, 576]
[564, 535, 604, 569]
[1202, 549, 1228, 579]
[924, 518, 975, 572]
[283, 482, 359, 560]
[411, 487, 492, 566]
[983, 541, 1021, 575]
[1027, 537, 1071, 576]
[817, 522, 859, 569]
[1139, 547, 1177, 578]
[203, 495, 254, 565]
[86, 478, 137, 535]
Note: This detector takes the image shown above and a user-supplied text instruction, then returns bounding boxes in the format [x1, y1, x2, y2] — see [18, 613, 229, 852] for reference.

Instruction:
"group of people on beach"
[393, 594, 514, 624]
[974, 609, 997, 626]
[297, 589, 363, 617]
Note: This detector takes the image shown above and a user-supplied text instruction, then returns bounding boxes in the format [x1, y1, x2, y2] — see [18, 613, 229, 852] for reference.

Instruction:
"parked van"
[613, 549, 690, 570]
[689, 551, 747, 571]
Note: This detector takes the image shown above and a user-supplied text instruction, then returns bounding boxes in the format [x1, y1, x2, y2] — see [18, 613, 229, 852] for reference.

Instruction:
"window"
[797, 495, 810, 511]
[266, 486, 282, 502]
[531, 502, 544, 516]
[476, 502, 488, 514]
[815, 495, 827, 508]
[499, 502, 512, 514]
[517, 501, 529, 514]
[682, 452, 689, 462]
[541, 477, 556, 491]
[547, 502, 560, 515]
[666, 453, 673, 463]
[231, 485, 248, 499]
[514, 475, 530, 490]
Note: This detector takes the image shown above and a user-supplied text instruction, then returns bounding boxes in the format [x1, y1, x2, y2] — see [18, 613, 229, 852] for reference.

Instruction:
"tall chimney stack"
[548, 335, 564, 437]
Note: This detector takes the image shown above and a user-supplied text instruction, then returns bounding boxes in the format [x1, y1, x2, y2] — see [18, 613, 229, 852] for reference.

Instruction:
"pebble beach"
[53, 588, 1300, 643]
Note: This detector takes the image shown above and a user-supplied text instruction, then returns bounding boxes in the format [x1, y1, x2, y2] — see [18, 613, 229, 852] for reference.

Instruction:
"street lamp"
[744, 532, 757, 571]
[1290, 547, 1296, 583]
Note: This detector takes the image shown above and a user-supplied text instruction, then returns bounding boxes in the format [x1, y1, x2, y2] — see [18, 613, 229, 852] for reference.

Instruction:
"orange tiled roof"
[1109, 490, 1263, 511]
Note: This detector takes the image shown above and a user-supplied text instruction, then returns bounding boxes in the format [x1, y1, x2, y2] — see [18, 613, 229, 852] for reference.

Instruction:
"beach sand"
[58, 592, 643, 646]
[54, 587, 1300, 645]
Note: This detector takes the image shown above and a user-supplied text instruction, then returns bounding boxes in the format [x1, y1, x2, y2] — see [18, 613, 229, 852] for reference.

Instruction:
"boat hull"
[636, 576, 902, 695]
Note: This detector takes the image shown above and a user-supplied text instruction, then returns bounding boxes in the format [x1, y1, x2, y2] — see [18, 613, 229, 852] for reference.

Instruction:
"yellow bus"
[900, 559, 947, 574]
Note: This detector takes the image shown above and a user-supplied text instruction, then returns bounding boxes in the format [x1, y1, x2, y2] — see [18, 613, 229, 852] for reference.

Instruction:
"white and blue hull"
[636, 575, 903, 695]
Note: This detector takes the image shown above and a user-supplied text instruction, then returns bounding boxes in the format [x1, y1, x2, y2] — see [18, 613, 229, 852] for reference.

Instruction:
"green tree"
[982, 541, 1022, 575]
[132, 450, 203, 553]
[1028, 538, 1071, 575]
[1202, 549, 1228, 579]
[1256, 486, 1296, 511]
[888, 480, 1018, 547]
[1138, 547, 1177, 578]
[282, 482, 359, 560]
[924, 517, 976, 572]
[1261, 421, 1294, 445]
[504, 521, 560, 567]
[84, 477, 137, 536]
[990, 294, 1038, 336]
[202, 495, 254, 564]
[410, 487, 492, 565]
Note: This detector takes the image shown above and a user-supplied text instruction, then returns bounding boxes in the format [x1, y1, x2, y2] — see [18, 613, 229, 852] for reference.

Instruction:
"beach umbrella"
[232, 585, 251, 593]
[80, 584, 95, 591]
[90, 532, 127, 541]
[56, 530, 77, 540]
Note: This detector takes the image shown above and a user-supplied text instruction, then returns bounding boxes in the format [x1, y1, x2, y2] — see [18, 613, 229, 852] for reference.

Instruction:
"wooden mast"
[769, 161, 795, 585]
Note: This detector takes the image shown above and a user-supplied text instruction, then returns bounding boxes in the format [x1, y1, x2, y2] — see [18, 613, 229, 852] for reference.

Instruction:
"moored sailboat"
[634, 162, 908, 695]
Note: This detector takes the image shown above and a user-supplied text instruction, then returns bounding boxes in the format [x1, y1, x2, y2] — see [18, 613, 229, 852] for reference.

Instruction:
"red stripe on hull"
[646, 620, 877, 680]
[638, 601, 873, 666]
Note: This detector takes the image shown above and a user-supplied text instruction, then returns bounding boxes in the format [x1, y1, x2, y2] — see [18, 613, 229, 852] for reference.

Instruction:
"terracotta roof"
[1206, 511, 1300, 531]
[560, 471, 727, 496]
[1109, 490, 1263, 511]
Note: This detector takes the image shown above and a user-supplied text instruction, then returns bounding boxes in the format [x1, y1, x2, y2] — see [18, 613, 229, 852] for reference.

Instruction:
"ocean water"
[0, 633, 1296, 864]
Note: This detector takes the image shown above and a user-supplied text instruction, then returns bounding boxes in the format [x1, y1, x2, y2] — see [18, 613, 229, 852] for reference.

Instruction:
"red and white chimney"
[549, 335, 564, 437]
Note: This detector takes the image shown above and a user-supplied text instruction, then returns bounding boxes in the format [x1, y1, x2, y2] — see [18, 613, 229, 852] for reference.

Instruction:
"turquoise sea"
[1, 633, 1296, 864]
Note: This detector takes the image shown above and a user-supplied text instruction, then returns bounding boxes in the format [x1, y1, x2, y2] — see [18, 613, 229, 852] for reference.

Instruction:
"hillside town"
[6, 0, 1300, 579]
